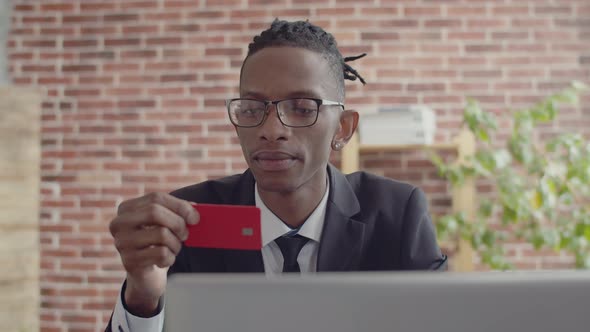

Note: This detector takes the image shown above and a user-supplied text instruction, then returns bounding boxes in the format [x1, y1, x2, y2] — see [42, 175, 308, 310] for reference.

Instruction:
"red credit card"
[185, 203, 262, 250]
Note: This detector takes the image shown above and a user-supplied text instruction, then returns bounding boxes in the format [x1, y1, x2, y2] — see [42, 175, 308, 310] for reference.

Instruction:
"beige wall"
[0, 87, 41, 332]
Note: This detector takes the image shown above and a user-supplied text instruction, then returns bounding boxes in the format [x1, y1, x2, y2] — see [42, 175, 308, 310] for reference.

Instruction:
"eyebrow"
[241, 90, 323, 100]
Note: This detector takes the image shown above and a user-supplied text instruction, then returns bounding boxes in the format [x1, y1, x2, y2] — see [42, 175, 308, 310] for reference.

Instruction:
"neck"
[258, 170, 328, 229]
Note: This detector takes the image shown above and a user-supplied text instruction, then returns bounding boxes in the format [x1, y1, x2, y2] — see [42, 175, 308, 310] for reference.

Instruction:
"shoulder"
[170, 173, 245, 203]
[343, 170, 428, 221]
[345, 171, 420, 202]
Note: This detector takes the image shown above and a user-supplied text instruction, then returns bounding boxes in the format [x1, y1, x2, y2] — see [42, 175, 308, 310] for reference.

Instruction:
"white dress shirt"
[111, 181, 330, 332]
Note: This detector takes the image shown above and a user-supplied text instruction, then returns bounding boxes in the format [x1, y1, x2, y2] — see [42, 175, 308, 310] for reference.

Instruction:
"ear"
[331, 110, 359, 151]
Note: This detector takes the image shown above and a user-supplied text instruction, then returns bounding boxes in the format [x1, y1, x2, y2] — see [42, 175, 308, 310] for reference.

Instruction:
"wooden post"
[451, 127, 476, 272]
[0, 87, 41, 332]
[341, 132, 360, 174]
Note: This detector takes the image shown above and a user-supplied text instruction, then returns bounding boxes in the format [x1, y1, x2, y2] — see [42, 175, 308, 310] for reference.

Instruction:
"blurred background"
[0, 0, 588, 331]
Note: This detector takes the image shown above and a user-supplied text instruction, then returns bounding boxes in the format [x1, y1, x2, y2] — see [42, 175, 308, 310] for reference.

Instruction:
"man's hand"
[109, 192, 199, 316]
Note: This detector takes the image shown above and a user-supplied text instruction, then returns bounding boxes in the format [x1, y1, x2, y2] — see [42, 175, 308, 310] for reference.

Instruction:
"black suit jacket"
[106, 165, 446, 331]
[169, 164, 446, 273]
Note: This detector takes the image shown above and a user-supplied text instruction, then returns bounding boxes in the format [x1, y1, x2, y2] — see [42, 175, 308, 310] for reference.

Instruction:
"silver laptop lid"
[165, 271, 590, 332]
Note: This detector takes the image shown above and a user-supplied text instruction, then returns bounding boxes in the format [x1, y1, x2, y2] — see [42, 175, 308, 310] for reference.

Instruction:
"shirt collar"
[255, 179, 329, 246]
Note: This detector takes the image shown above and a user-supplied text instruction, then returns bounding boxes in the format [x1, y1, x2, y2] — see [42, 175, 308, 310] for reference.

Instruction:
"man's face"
[236, 47, 344, 194]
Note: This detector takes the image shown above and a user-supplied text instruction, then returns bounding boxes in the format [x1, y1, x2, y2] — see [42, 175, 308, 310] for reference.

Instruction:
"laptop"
[165, 271, 590, 332]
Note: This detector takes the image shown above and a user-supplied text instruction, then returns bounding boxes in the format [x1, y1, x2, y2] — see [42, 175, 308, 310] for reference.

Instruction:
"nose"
[258, 104, 289, 142]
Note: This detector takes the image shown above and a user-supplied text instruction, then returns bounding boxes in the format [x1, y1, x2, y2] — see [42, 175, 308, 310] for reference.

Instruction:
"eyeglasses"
[226, 98, 344, 128]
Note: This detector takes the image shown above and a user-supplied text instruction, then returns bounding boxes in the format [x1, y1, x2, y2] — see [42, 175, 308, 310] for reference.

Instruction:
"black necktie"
[274, 234, 309, 273]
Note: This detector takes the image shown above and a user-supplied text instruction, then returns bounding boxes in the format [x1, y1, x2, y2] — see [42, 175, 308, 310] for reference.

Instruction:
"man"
[106, 19, 447, 332]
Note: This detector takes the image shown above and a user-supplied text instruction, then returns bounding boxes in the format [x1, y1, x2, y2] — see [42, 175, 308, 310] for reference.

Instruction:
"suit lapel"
[222, 170, 265, 273]
[317, 165, 366, 272]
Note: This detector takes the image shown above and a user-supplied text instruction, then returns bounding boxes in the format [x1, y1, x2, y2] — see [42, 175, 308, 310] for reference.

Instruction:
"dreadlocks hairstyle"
[243, 19, 367, 99]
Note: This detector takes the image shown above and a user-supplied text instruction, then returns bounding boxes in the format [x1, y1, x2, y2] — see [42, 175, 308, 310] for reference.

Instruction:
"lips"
[252, 150, 298, 171]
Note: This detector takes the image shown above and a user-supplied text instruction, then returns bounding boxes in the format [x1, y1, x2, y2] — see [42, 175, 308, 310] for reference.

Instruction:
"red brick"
[403, 6, 441, 16]
[64, 89, 101, 97]
[145, 162, 183, 171]
[148, 87, 185, 95]
[104, 14, 139, 22]
[121, 1, 159, 9]
[81, 26, 118, 35]
[78, 100, 115, 109]
[144, 12, 183, 20]
[165, 23, 201, 32]
[103, 137, 142, 146]
[22, 64, 55, 72]
[101, 187, 142, 196]
[104, 63, 142, 72]
[40, 3, 75, 11]
[316, 7, 355, 16]
[62, 15, 99, 24]
[146, 37, 183, 47]
[14, 4, 35, 11]
[41, 300, 77, 310]
[407, 83, 446, 92]
[424, 19, 462, 28]
[145, 137, 184, 145]
[463, 69, 502, 78]
[506, 43, 547, 52]
[403, 57, 444, 66]
[448, 56, 487, 66]
[535, 31, 575, 40]
[145, 61, 182, 70]
[105, 88, 143, 96]
[203, 23, 244, 31]
[79, 125, 116, 134]
[22, 15, 57, 23]
[361, 32, 400, 41]
[121, 49, 158, 59]
[80, 2, 116, 10]
[62, 314, 97, 324]
[270, 9, 311, 17]
[187, 60, 226, 70]
[9, 52, 34, 60]
[492, 32, 529, 40]
[230, 9, 268, 18]
[117, 100, 156, 108]
[447, 6, 487, 16]
[40, 27, 76, 35]
[400, 31, 441, 41]
[104, 38, 141, 47]
[120, 74, 159, 83]
[360, 7, 397, 16]
[534, 6, 572, 15]
[162, 98, 200, 108]
[376, 69, 415, 78]
[467, 19, 508, 29]
[511, 18, 551, 28]
[61, 64, 96, 72]
[378, 96, 419, 104]
[22, 39, 56, 48]
[492, 5, 529, 15]
[160, 74, 198, 82]
[122, 125, 162, 133]
[122, 25, 159, 34]
[334, 19, 378, 29]
[80, 199, 118, 208]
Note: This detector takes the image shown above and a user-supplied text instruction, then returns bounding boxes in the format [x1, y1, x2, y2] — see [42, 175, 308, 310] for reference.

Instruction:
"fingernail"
[189, 211, 199, 225]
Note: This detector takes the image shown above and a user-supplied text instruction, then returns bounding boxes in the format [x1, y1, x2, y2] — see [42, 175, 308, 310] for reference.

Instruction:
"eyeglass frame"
[225, 97, 345, 128]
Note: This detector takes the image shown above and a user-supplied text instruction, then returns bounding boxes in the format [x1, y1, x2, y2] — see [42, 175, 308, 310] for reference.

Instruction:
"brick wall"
[7, 0, 589, 331]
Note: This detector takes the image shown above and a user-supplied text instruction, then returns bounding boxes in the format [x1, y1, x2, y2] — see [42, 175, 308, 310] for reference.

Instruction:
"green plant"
[431, 81, 590, 270]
